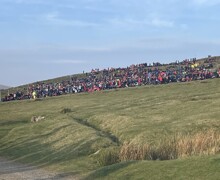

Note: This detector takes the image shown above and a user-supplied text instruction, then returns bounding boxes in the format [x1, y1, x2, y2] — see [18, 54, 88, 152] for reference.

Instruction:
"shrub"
[96, 147, 120, 166]
[60, 108, 72, 114]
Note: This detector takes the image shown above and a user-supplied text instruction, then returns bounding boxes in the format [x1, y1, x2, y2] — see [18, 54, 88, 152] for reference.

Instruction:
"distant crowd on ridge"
[1, 57, 220, 102]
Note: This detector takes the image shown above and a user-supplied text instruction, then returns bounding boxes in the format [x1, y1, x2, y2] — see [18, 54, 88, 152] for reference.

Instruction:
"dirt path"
[0, 157, 77, 180]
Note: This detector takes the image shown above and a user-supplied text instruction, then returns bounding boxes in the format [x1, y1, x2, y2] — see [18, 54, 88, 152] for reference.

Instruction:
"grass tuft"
[60, 108, 72, 114]
[95, 147, 120, 166]
[119, 129, 220, 161]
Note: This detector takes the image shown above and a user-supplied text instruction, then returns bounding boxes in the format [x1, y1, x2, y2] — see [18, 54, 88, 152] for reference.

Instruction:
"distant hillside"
[0, 84, 10, 90]
[1, 55, 220, 98]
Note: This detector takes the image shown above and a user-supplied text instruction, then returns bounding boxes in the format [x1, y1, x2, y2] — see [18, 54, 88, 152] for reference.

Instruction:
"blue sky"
[1, 0, 220, 86]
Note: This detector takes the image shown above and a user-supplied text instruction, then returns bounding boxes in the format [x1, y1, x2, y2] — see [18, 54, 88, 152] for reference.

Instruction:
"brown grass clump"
[119, 129, 220, 161]
[177, 129, 220, 158]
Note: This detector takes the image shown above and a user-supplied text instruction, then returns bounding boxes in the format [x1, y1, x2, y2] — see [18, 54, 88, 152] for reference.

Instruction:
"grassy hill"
[0, 84, 10, 90]
[1, 55, 220, 98]
[0, 77, 220, 179]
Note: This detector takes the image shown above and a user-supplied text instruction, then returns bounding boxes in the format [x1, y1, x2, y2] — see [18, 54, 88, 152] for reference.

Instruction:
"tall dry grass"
[177, 129, 220, 158]
[119, 129, 220, 161]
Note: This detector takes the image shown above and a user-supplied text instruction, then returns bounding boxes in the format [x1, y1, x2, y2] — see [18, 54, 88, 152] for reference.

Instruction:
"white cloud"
[44, 12, 98, 27]
[193, 0, 209, 3]
[151, 18, 174, 28]
[4, 0, 48, 4]
[107, 17, 174, 28]
[16, 0, 42, 3]
[66, 47, 112, 52]
[192, 0, 220, 5]
[47, 60, 87, 64]
[35, 45, 112, 53]
[180, 24, 188, 30]
[107, 18, 141, 27]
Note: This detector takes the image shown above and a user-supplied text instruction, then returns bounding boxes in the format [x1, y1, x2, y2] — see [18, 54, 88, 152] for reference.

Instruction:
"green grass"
[0, 78, 220, 179]
[87, 155, 220, 180]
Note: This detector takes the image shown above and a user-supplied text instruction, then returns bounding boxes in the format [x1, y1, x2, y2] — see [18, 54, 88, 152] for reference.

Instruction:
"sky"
[1, 0, 220, 87]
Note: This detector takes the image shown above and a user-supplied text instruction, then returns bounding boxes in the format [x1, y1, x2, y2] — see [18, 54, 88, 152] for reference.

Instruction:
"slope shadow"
[85, 161, 136, 180]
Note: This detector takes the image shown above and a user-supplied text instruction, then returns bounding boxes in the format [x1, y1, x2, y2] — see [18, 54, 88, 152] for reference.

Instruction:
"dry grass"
[95, 129, 220, 166]
[177, 129, 220, 157]
[119, 129, 220, 161]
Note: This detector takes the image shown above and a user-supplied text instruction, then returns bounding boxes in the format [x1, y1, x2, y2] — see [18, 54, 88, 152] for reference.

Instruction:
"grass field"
[0, 78, 220, 179]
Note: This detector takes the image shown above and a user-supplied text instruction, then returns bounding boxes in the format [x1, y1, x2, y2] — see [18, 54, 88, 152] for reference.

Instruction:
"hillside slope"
[1, 55, 220, 99]
[0, 78, 220, 179]
[0, 84, 10, 90]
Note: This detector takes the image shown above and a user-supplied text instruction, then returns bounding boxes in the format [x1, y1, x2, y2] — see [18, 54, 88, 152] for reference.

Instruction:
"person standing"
[32, 91, 37, 99]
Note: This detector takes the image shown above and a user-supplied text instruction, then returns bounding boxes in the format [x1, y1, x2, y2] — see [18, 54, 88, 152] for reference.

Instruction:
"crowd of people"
[1, 57, 220, 102]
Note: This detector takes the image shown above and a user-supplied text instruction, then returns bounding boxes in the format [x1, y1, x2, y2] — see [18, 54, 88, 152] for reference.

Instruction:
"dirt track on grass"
[0, 157, 77, 180]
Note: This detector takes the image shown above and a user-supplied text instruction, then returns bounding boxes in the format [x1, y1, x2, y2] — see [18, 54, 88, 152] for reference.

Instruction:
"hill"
[0, 84, 10, 90]
[1, 55, 220, 100]
[0, 77, 220, 179]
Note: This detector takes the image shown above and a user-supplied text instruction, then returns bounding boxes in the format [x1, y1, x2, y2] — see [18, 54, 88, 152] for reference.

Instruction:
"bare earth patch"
[0, 157, 76, 180]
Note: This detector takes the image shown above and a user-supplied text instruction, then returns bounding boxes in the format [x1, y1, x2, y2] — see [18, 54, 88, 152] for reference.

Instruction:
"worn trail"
[0, 157, 76, 180]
